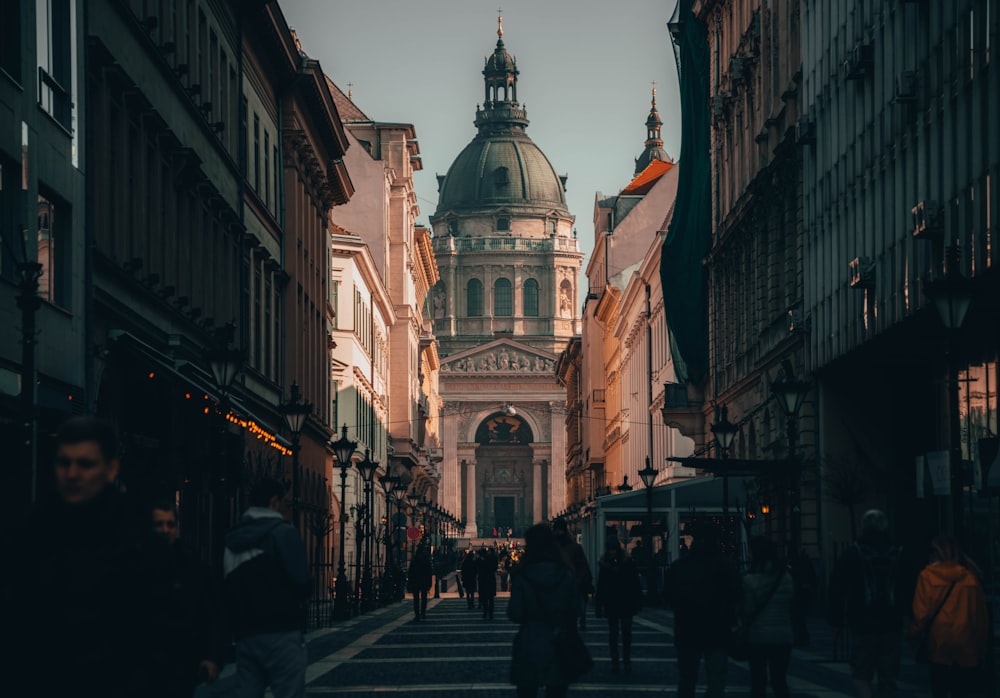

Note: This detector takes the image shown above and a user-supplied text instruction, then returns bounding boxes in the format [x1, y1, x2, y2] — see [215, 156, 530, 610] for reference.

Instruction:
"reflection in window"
[467, 278, 483, 317]
[36, 191, 69, 307]
[523, 278, 539, 316]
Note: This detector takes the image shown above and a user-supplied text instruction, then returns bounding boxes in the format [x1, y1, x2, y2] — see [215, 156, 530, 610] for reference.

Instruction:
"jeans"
[747, 643, 792, 698]
[412, 590, 428, 618]
[235, 630, 306, 698]
[607, 615, 633, 662]
[676, 644, 728, 698]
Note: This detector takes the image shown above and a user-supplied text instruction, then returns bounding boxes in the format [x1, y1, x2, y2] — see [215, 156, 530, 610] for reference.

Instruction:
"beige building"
[431, 22, 583, 537]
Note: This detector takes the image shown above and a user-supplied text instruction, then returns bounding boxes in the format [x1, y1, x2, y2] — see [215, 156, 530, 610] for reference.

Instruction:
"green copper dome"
[437, 135, 568, 214]
[435, 21, 569, 217]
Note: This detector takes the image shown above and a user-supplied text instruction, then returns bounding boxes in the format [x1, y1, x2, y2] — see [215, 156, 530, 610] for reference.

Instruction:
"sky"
[282, 0, 681, 282]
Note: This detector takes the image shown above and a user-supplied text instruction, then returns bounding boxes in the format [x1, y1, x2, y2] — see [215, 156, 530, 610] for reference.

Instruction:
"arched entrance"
[474, 412, 534, 536]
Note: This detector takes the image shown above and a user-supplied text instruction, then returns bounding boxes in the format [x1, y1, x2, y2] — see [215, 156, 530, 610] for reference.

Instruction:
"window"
[36, 190, 70, 307]
[448, 219, 458, 236]
[330, 280, 339, 328]
[252, 113, 260, 192]
[467, 278, 483, 317]
[494, 278, 512, 316]
[1, 0, 21, 79]
[36, 0, 77, 136]
[523, 278, 539, 316]
[494, 166, 509, 187]
[264, 131, 270, 207]
[497, 217, 510, 232]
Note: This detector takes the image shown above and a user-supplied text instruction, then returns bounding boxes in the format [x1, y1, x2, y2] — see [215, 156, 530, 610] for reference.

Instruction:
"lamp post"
[771, 360, 811, 554]
[330, 424, 357, 620]
[355, 449, 378, 612]
[15, 260, 42, 509]
[391, 479, 408, 600]
[377, 474, 397, 604]
[616, 475, 633, 493]
[711, 405, 739, 519]
[638, 456, 659, 601]
[205, 337, 244, 557]
[279, 382, 312, 531]
[924, 245, 974, 538]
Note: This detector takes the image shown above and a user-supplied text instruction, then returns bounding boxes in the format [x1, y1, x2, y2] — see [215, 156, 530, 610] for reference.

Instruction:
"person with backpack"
[909, 536, 989, 698]
[223, 478, 310, 698]
[828, 509, 909, 698]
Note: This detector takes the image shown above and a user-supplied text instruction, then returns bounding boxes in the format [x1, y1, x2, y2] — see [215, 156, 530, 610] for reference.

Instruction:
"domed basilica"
[430, 18, 583, 538]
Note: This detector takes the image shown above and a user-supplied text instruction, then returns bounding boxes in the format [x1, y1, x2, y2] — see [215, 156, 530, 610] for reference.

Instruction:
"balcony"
[660, 382, 707, 448]
[432, 236, 579, 255]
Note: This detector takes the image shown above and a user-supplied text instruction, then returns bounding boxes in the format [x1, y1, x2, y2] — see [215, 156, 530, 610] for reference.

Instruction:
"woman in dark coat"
[478, 547, 499, 619]
[407, 543, 433, 621]
[508, 523, 580, 698]
[461, 549, 479, 609]
[594, 534, 642, 673]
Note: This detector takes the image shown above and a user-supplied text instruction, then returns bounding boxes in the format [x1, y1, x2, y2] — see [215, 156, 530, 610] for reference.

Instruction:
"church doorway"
[474, 412, 535, 537]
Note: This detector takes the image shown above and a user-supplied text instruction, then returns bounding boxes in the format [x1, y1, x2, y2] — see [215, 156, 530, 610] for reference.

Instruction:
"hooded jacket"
[508, 559, 578, 686]
[223, 507, 309, 637]
[911, 561, 988, 667]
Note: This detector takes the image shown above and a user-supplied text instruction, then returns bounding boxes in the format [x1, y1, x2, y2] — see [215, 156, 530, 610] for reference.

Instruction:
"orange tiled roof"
[621, 159, 674, 195]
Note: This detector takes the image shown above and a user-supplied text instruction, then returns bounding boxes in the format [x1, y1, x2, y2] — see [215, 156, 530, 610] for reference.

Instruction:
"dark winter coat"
[461, 552, 479, 592]
[1, 487, 152, 697]
[828, 540, 909, 634]
[742, 567, 796, 645]
[223, 507, 310, 638]
[147, 540, 227, 696]
[663, 546, 741, 649]
[508, 559, 579, 687]
[556, 531, 594, 595]
[477, 550, 499, 598]
[408, 549, 433, 593]
[595, 550, 642, 618]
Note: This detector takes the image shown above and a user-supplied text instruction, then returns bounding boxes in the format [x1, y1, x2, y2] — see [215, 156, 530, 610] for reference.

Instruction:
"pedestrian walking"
[663, 522, 742, 698]
[408, 541, 433, 620]
[909, 535, 990, 698]
[594, 534, 642, 673]
[739, 536, 796, 698]
[828, 509, 910, 698]
[552, 517, 594, 630]
[509, 523, 583, 697]
[478, 546, 499, 619]
[2, 415, 152, 697]
[223, 478, 310, 698]
[148, 500, 226, 697]
[461, 548, 479, 609]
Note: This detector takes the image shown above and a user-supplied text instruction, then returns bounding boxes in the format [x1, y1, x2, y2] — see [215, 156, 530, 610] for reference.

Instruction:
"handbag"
[912, 581, 956, 665]
[729, 569, 785, 661]
[552, 624, 594, 682]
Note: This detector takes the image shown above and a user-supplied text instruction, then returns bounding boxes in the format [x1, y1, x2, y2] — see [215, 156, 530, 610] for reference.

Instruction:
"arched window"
[467, 278, 483, 317]
[494, 278, 512, 316]
[523, 278, 539, 316]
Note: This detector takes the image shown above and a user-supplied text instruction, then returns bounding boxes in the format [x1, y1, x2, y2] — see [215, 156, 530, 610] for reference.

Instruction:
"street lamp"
[355, 449, 379, 612]
[711, 405, 739, 518]
[924, 245, 974, 537]
[279, 382, 312, 531]
[15, 260, 42, 509]
[391, 479, 409, 600]
[330, 424, 357, 620]
[771, 360, 810, 553]
[616, 475, 633, 493]
[205, 336, 244, 558]
[377, 474, 397, 603]
[638, 456, 659, 601]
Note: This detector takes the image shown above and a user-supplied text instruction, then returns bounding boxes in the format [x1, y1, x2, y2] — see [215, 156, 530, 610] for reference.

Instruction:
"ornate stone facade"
[431, 20, 583, 536]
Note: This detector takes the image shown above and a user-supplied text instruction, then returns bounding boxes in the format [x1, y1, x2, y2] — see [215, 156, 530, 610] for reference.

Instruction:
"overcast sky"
[283, 0, 681, 281]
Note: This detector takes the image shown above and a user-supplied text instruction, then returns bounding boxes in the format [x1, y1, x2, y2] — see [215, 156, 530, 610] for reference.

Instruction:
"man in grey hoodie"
[224, 478, 310, 698]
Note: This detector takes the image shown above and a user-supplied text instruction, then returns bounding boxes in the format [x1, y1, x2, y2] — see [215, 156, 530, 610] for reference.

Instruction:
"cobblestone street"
[204, 592, 936, 697]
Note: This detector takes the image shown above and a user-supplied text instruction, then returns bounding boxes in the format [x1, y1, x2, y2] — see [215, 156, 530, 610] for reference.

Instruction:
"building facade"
[431, 21, 583, 537]
[0, 0, 88, 525]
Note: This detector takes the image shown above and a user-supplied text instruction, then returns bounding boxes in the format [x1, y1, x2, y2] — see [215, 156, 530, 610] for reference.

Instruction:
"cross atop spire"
[347, 82, 354, 100]
[497, 9, 503, 38]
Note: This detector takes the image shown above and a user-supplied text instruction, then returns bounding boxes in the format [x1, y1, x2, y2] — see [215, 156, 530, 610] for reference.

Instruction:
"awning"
[594, 475, 735, 517]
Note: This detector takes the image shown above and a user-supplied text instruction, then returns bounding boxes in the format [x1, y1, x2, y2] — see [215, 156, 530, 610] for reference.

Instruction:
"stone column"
[533, 459, 543, 522]
[465, 459, 477, 538]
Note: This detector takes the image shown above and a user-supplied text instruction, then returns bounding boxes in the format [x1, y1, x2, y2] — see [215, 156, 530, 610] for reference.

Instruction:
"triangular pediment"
[440, 339, 557, 375]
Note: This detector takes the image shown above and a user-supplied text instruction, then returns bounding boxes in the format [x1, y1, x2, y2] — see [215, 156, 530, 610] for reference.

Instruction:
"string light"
[224, 410, 292, 455]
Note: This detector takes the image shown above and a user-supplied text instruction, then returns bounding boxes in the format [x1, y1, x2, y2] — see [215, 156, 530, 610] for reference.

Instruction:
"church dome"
[437, 135, 568, 213]
[435, 18, 569, 217]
